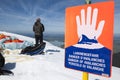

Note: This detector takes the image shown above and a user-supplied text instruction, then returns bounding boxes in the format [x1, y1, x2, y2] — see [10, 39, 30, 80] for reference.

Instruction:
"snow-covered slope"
[0, 31, 120, 80]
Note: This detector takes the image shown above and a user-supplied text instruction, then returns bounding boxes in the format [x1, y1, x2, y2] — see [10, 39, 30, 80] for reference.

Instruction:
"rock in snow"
[0, 31, 120, 80]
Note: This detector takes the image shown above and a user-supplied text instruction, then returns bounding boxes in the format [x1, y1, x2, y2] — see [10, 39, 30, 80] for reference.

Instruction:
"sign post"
[83, 72, 88, 80]
[83, 0, 91, 80]
[65, 1, 114, 79]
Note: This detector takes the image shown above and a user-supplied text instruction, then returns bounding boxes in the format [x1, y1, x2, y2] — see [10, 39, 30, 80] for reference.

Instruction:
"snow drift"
[0, 31, 120, 80]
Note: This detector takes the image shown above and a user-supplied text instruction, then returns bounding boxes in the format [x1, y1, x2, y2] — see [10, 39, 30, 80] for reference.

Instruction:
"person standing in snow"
[33, 18, 45, 46]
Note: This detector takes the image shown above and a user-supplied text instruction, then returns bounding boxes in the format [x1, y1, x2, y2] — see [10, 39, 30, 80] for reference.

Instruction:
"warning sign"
[65, 1, 114, 77]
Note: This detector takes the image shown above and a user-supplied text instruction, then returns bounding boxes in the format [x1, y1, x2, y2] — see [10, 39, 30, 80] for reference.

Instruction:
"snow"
[0, 31, 120, 80]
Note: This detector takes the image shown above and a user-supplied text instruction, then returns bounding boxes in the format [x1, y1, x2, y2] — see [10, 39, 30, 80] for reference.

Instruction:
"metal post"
[82, 72, 88, 80]
[82, 0, 91, 80]
[85, 0, 91, 4]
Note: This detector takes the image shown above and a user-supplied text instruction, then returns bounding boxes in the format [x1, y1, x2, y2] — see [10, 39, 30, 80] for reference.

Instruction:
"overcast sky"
[0, 0, 120, 34]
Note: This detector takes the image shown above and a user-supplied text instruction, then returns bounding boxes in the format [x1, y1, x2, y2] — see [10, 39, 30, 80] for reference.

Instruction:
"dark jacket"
[33, 21, 44, 35]
[0, 53, 5, 68]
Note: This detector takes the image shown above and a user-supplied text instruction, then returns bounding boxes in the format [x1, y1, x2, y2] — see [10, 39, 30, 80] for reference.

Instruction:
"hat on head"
[36, 18, 41, 22]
